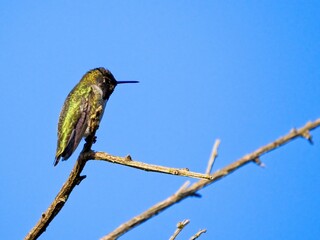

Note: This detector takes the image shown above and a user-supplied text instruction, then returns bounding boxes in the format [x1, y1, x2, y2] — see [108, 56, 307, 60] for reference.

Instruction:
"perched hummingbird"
[54, 67, 138, 166]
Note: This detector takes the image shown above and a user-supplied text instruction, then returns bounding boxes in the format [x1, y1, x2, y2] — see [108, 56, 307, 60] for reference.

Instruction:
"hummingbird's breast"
[83, 84, 107, 137]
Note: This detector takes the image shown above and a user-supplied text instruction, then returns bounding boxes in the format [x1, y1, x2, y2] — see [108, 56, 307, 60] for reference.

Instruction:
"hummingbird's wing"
[54, 91, 92, 166]
[60, 99, 90, 160]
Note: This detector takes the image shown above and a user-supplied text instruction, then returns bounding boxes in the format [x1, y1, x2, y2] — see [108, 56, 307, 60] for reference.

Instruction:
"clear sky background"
[1, 1, 319, 240]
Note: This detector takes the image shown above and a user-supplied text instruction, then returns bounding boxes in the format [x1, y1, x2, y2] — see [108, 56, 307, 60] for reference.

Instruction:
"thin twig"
[91, 152, 213, 180]
[169, 219, 190, 240]
[101, 119, 320, 239]
[190, 229, 207, 240]
[205, 139, 221, 175]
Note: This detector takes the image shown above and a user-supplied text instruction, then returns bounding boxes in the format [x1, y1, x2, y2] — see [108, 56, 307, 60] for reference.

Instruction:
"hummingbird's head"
[95, 67, 118, 100]
[94, 67, 139, 100]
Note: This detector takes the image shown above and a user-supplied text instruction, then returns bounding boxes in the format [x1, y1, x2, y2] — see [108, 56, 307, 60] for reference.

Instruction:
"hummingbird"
[54, 67, 138, 166]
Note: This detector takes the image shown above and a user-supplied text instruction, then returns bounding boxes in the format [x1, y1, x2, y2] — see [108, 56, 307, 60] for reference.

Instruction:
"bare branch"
[26, 118, 320, 240]
[101, 119, 320, 239]
[190, 229, 207, 240]
[169, 219, 190, 240]
[205, 139, 221, 175]
[91, 152, 213, 180]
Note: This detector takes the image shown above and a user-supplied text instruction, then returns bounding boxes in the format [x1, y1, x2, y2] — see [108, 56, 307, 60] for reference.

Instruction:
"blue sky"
[1, 1, 320, 239]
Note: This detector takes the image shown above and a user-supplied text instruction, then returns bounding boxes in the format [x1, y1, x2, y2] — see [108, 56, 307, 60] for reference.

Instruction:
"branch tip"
[191, 192, 202, 198]
[177, 219, 190, 228]
[190, 229, 207, 240]
[301, 130, 313, 144]
[205, 139, 221, 175]
[253, 158, 266, 168]
[308, 138, 314, 144]
[76, 175, 87, 185]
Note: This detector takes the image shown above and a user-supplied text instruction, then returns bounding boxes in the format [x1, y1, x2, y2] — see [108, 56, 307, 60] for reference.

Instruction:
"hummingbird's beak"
[117, 81, 139, 84]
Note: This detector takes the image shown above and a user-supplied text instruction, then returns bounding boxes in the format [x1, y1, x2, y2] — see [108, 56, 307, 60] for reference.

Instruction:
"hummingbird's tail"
[54, 155, 61, 166]
[54, 133, 77, 166]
